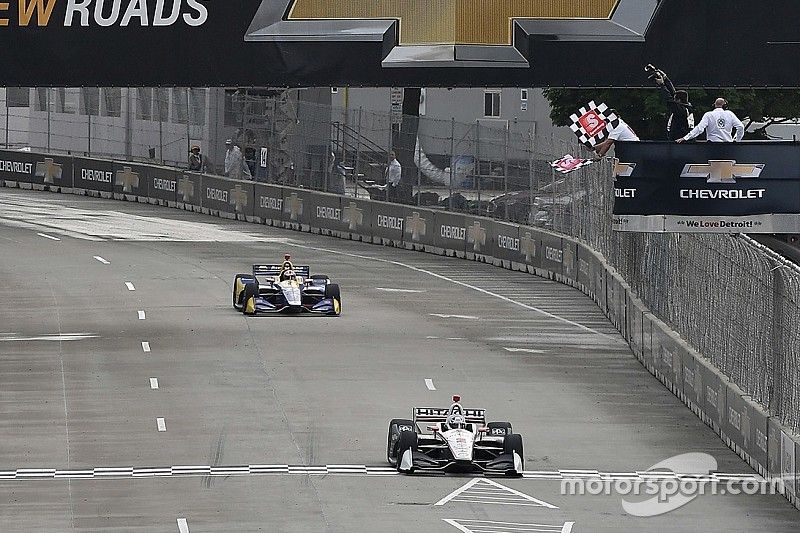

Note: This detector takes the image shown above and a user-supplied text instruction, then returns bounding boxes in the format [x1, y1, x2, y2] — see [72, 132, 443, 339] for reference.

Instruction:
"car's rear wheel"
[396, 431, 418, 473]
[503, 433, 524, 473]
[387, 418, 416, 466]
[487, 421, 513, 437]
[325, 283, 341, 315]
[242, 282, 259, 315]
[232, 274, 251, 310]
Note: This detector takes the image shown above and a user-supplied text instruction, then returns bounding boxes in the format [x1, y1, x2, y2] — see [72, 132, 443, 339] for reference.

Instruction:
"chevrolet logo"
[467, 221, 486, 252]
[520, 231, 536, 262]
[613, 158, 636, 178]
[230, 185, 249, 212]
[115, 166, 139, 193]
[246, 0, 659, 67]
[35, 158, 62, 184]
[405, 211, 427, 242]
[681, 160, 764, 184]
[342, 201, 363, 231]
[178, 176, 195, 202]
[284, 192, 303, 221]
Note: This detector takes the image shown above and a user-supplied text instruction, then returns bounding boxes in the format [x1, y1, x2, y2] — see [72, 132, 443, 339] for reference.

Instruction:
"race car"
[387, 395, 523, 476]
[232, 255, 341, 316]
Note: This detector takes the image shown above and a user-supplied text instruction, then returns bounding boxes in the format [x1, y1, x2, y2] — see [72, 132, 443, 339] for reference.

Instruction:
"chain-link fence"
[3, 87, 799, 432]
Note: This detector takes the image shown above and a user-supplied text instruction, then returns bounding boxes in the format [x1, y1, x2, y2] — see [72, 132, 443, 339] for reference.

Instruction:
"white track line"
[125, 282, 136, 291]
[138, 311, 146, 320]
[425, 378, 436, 391]
[157, 418, 166, 432]
[376, 287, 426, 293]
[177, 518, 190, 533]
[37, 232, 61, 241]
[562, 522, 575, 533]
[93, 256, 110, 264]
[504, 347, 545, 354]
[141, 342, 151, 353]
[286, 243, 612, 339]
[149, 378, 159, 390]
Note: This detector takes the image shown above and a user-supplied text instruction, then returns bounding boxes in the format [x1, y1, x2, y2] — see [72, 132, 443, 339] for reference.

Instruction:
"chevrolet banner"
[0, 0, 799, 86]
[612, 142, 800, 233]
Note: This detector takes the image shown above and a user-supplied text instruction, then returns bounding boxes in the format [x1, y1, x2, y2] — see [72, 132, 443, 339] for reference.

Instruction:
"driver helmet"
[448, 414, 467, 430]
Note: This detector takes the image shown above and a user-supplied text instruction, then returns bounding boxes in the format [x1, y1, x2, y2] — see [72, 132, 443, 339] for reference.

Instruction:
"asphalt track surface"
[0, 188, 798, 532]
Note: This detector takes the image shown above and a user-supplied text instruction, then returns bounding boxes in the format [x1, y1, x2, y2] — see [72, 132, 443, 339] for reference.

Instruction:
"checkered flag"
[551, 154, 594, 174]
[569, 101, 620, 149]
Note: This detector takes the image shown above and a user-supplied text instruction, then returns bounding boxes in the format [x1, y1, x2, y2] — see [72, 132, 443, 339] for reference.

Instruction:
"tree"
[543, 88, 800, 140]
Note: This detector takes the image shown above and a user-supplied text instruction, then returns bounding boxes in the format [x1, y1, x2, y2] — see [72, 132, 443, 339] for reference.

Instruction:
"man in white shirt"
[386, 151, 402, 202]
[677, 98, 744, 143]
[594, 116, 640, 157]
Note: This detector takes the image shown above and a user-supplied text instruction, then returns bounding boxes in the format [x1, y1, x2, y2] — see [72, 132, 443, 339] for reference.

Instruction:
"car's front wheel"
[242, 282, 259, 315]
[387, 418, 416, 466]
[503, 433, 524, 474]
[232, 274, 250, 310]
[396, 431, 418, 473]
[325, 283, 341, 316]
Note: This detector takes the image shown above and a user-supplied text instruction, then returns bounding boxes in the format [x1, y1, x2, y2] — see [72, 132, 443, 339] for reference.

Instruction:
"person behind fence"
[593, 111, 640, 157]
[677, 98, 744, 143]
[386, 150, 402, 201]
[650, 68, 694, 140]
[224, 139, 252, 180]
[188, 145, 204, 172]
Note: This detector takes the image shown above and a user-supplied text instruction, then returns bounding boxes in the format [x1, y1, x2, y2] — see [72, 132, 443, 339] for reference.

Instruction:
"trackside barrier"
[1, 149, 798, 511]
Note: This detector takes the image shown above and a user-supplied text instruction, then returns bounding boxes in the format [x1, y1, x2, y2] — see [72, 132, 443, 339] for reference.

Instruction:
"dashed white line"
[177, 518, 190, 533]
[138, 311, 146, 320]
[430, 313, 480, 320]
[376, 287, 426, 293]
[157, 418, 167, 432]
[37, 232, 61, 241]
[149, 378, 159, 390]
[504, 347, 546, 354]
[425, 378, 436, 391]
[93, 256, 110, 264]
[125, 282, 136, 291]
[141, 342, 151, 353]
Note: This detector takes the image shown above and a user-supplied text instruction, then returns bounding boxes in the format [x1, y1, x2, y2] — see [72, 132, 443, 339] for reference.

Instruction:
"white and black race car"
[232, 255, 341, 316]
[387, 395, 523, 476]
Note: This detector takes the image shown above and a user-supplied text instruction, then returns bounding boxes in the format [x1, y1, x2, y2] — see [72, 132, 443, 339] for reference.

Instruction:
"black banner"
[614, 141, 800, 233]
[432, 211, 468, 255]
[0, 150, 72, 189]
[252, 183, 285, 223]
[176, 172, 202, 211]
[73, 157, 114, 193]
[2, 1, 800, 87]
[201, 174, 253, 219]
[143, 164, 181, 205]
[112, 161, 148, 199]
[371, 201, 406, 244]
[490, 221, 521, 265]
[403, 208, 434, 250]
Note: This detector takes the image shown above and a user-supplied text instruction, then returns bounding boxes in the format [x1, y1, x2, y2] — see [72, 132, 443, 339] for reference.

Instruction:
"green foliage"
[542, 88, 800, 140]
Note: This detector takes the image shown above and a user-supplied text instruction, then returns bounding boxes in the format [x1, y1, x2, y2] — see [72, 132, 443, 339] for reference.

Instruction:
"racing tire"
[232, 274, 250, 310]
[325, 283, 341, 316]
[487, 421, 513, 437]
[387, 418, 416, 466]
[396, 430, 418, 473]
[242, 281, 259, 315]
[502, 433, 524, 473]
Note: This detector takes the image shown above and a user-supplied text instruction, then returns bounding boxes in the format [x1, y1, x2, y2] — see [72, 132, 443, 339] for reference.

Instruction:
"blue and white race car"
[232, 255, 341, 316]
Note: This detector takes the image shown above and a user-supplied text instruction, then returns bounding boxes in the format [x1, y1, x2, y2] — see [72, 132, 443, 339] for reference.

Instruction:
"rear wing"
[414, 407, 486, 425]
[252, 264, 311, 278]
